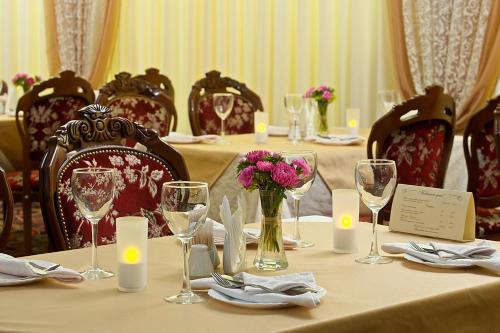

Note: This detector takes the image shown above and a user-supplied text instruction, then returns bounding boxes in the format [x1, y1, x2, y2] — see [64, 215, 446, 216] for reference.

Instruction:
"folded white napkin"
[382, 241, 500, 272]
[162, 132, 219, 144]
[268, 125, 289, 137]
[191, 272, 326, 308]
[211, 219, 299, 249]
[220, 195, 246, 275]
[305, 135, 365, 146]
[0, 253, 85, 285]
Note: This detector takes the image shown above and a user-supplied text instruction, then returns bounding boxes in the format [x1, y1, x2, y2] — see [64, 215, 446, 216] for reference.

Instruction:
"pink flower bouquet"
[12, 73, 41, 93]
[305, 85, 336, 135]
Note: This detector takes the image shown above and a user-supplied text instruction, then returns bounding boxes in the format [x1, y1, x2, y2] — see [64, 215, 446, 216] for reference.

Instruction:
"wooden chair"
[134, 68, 175, 102]
[495, 105, 500, 158]
[1, 80, 7, 95]
[188, 70, 263, 136]
[97, 72, 177, 136]
[0, 167, 13, 251]
[367, 85, 455, 222]
[463, 95, 500, 239]
[11, 70, 94, 254]
[39, 104, 189, 251]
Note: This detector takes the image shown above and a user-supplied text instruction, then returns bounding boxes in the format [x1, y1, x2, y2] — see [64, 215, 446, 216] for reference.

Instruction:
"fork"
[27, 262, 61, 275]
[211, 272, 277, 293]
[408, 241, 490, 259]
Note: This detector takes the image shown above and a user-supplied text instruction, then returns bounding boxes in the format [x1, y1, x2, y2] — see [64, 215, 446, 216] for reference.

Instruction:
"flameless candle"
[332, 189, 359, 253]
[254, 112, 269, 144]
[346, 108, 361, 136]
[116, 216, 148, 292]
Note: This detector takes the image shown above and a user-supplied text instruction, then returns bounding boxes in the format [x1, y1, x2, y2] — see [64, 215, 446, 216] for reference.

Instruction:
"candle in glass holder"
[116, 216, 148, 292]
[346, 108, 360, 135]
[254, 112, 269, 144]
[332, 189, 359, 253]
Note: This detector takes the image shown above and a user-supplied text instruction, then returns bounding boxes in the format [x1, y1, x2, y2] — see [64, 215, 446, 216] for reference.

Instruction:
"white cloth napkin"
[305, 134, 365, 145]
[162, 132, 219, 144]
[381, 241, 500, 272]
[0, 253, 85, 285]
[220, 195, 246, 274]
[191, 272, 326, 308]
[268, 125, 289, 137]
[211, 219, 299, 249]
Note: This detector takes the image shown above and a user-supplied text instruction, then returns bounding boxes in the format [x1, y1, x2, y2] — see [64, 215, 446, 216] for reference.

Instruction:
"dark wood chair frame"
[40, 104, 189, 251]
[1, 80, 7, 95]
[188, 70, 263, 136]
[134, 68, 175, 102]
[0, 167, 13, 251]
[367, 85, 456, 221]
[495, 105, 500, 158]
[97, 72, 177, 132]
[463, 95, 500, 209]
[15, 70, 94, 254]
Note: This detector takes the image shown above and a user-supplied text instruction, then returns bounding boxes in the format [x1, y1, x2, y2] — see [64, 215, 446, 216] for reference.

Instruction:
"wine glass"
[285, 94, 304, 144]
[355, 159, 397, 264]
[377, 90, 398, 115]
[161, 181, 209, 304]
[213, 93, 234, 144]
[71, 168, 115, 279]
[282, 150, 317, 247]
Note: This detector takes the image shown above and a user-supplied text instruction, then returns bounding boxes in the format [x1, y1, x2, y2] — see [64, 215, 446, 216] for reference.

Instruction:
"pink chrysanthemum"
[271, 162, 300, 188]
[292, 159, 311, 177]
[305, 87, 315, 98]
[318, 85, 328, 91]
[322, 91, 332, 100]
[256, 161, 274, 172]
[246, 150, 271, 163]
[238, 166, 257, 189]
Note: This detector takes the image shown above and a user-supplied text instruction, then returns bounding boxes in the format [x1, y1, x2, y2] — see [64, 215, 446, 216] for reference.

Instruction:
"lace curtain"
[402, 0, 491, 119]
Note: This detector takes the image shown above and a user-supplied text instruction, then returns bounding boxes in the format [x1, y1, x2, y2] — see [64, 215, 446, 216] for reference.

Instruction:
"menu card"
[389, 184, 475, 242]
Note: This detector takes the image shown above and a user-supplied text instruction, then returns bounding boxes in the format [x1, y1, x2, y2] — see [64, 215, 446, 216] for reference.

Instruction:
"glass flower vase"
[317, 101, 329, 136]
[254, 190, 288, 271]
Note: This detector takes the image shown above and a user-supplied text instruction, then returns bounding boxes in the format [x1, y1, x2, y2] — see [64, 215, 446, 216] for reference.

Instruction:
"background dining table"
[1, 221, 499, 333]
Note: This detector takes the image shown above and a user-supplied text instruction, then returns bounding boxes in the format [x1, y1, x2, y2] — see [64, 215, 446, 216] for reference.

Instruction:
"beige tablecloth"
[1, 222, 499, 333]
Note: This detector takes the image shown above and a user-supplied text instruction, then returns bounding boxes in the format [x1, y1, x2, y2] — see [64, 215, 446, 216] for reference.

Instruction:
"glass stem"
[180, 239, 192, 294]
[221, 118, 225, 138]
[292, 116, 298, 144]
[293, 198, 301, 241]
[369, 210, 380, 257]
[90, 221, 99, 271]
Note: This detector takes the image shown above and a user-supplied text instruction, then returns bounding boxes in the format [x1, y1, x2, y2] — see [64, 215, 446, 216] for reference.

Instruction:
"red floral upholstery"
[56, 148, 175, 249]
[475, 122, 499, 197]
[381, 122, 446, 187]
[6, 170, 39, 191]
[198, 94, 255, 135]
[108, 96, 170, 137]
[476, 207, 500, 237]
[26, 96, 87, 163]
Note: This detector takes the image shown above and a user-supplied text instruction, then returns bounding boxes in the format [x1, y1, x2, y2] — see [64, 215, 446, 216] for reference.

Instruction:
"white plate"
[0, 272, 42, 286]
[208, 289, 292, 309]
[403, 253, 473, 268]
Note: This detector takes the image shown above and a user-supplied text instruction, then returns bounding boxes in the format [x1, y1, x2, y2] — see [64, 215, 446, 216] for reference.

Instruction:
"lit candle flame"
[123, 246, 140, 264]
[256, 123, 267, 133]
[341, 215, 352, 228]
[348, 120, 357, 128]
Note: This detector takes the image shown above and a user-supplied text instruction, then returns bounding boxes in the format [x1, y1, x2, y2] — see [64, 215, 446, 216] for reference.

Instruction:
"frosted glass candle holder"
[346, 108, 360, 135]
[254, 112, 269, 144]
[116, 216, 148, 292]
[332, 189, 359, 253]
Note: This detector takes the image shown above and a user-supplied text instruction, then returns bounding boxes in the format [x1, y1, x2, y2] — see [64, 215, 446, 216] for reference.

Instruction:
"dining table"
[1, 220, 499, 333]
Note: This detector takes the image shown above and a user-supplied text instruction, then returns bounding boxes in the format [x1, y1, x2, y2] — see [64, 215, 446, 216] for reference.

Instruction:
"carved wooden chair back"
[134, 68, 175, 102]
[97, 72, 177, 136]
[40, 104, 189, 251]
[188, 70, 263, 136]
[367, 86, 455, 221]
[463, 95, 500, 238]
[0, 167, 13, 251]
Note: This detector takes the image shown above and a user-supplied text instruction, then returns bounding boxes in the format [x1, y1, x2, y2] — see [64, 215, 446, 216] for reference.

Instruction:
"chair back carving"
[97, 72, 177, 136]
[40, 104, 189, 251]
[0, 167, 13, 251]
[134, 68, 175, 102]
[188, 70, 263, 136]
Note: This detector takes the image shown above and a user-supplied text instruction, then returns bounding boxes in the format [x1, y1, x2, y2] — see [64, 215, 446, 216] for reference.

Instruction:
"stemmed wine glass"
[282, 150, 317, 248]
[355, 159, 397, 264]
[284, 94, 304, 144]
[71, 168, 115, 279]
[377, 90, 398, 114]
[213, 93, 235, 144]
[161, 181, 209, 304]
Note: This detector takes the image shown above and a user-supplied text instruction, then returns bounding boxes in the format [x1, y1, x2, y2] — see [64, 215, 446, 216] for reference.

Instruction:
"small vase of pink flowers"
[237, 150, 311, 270]
[12, 73, 41, 93]
[305, 86, 336, 136]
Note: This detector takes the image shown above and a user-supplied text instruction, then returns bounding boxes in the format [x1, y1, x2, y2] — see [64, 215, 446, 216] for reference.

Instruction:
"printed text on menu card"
[389, 184, 475, 242]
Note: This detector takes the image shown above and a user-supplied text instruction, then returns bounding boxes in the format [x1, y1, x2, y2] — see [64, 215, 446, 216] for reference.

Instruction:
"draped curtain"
[44, 0, 120, 88]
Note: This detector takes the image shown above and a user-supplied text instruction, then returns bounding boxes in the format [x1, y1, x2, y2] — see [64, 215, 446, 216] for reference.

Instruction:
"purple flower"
[238, 166, 257, 189]
[322, 91, 332, 100]
[246, 150, 271, 163]
[305, 87, 315, 98]
[26, 77, 34, 86]
[292, 159, 311, 177]
[256, 161, 274, 172]
[271, 162, 300, 188]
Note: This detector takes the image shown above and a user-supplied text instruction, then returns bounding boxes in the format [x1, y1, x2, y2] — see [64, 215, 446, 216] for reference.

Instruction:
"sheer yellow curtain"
[109, 0, 397, 134]
[0, 0, 49, 82]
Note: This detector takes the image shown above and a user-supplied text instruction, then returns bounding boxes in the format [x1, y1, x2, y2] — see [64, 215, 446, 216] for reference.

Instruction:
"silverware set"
[27, 262, 61, 275]
[408, 240, 492, 260]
